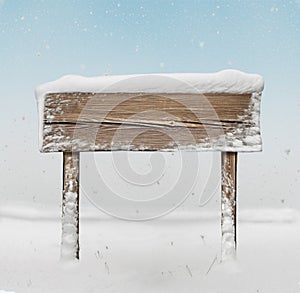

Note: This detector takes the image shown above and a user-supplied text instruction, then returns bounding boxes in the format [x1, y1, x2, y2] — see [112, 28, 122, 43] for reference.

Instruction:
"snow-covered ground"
[0, 206, 299, 293]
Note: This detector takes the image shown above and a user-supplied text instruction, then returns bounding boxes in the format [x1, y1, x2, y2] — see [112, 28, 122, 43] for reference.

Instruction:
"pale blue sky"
[0, 1, 299, 80]
[0, 1, 299, 210]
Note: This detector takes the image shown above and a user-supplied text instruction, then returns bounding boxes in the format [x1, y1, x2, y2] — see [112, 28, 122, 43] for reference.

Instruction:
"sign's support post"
[61, 152, 80, 260]
[221, 152, 237, 261]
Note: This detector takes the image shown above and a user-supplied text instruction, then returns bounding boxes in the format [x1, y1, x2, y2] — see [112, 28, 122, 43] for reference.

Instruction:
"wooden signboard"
[36, 71, 264, 260]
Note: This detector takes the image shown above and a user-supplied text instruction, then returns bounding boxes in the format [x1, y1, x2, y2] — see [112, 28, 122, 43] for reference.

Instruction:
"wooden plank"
[61, 152, 80, 260]
[221, 152, 237, 261]
[42, 122, 254, 152]
[43, 92, 253, 124]
[40, 92, 261, 152]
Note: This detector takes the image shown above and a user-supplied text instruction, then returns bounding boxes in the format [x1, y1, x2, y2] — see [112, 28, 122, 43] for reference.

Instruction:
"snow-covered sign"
[35, 70, 264, 260]
[36, 70, 263, 153]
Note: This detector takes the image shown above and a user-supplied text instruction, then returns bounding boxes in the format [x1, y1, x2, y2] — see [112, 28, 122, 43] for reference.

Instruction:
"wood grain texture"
[41, 92, 262, 152]
[44, 93, 252, 123]
[221, 152, 237, 260]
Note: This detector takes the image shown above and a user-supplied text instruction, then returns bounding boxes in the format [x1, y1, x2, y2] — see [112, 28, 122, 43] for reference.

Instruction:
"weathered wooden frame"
[39, 91, 262, 260]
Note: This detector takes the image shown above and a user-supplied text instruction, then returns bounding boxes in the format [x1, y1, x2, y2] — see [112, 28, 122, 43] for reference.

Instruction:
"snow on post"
[221, 152, 237, 261]
[61, 152, 80, 260]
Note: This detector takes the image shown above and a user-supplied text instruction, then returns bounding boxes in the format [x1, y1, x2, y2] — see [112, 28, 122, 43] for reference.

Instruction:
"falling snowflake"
[270, 7, 279, 12]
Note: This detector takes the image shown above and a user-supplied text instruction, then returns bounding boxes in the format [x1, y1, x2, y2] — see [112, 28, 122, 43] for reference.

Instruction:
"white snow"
[0, 206, 299, 293]
[61, 191, 79, 259]
[35, 70, 264, 99]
